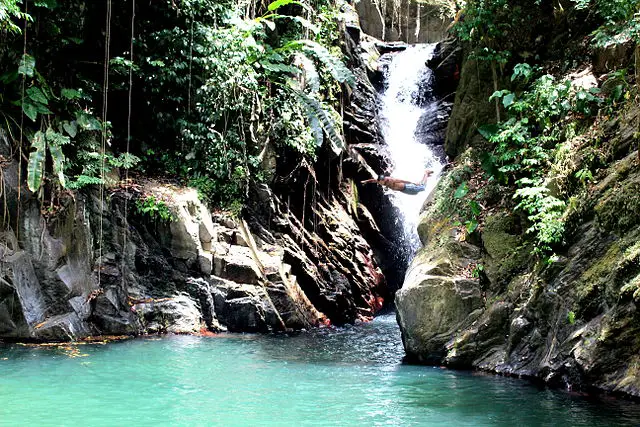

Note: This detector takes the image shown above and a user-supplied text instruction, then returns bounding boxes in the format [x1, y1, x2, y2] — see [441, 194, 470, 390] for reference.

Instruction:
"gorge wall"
[0, 3, 392, 341]
[355, 0, 451, 44]
[395, 10, 640, 397]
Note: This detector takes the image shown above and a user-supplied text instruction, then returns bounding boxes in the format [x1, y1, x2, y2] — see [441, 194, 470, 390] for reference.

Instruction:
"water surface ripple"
[1, 314, 639, 426]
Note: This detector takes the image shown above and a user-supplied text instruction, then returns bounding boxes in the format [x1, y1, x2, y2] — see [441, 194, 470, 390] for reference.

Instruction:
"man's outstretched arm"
[420, 169, 434, 185]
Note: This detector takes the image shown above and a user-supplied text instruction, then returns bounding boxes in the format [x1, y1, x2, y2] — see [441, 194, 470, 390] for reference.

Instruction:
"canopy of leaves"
[0, 0, 351, 208]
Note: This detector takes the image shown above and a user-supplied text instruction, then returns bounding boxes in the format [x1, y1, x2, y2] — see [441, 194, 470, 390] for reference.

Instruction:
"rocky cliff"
[396, 35, 640, 397]
[0, 4, 394, 341]
[355, 0, 452, 44]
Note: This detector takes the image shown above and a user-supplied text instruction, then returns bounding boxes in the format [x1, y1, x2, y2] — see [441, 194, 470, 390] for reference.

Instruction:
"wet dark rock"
[426, 37, 462, 99]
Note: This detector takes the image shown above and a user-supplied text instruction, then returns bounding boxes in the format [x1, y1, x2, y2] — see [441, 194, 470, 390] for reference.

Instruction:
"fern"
[67, 175, 103, 189]
[260, 61, 300, 75]
[282, 40, 355, 87]
[295, 54, 320, 93]
[292, 89, 345, 156]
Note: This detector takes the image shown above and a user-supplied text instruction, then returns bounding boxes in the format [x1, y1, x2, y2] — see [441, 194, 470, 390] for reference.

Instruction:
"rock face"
[355, 0, 452, 44]
[0, 175, 386, 340]
[0, 4, 397, 341]
[396, 41, 640, 397]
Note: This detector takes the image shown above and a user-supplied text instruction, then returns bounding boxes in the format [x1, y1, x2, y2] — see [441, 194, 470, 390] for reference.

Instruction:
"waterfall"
[379, 44, 445, 263]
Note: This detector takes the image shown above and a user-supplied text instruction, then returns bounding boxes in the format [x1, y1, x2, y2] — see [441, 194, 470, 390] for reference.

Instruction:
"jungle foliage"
[0, 0, 352, 208]
[454, 0, 640, 255]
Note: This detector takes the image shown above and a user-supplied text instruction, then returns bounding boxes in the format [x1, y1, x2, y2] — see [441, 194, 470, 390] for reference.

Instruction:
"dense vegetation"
[450, 0, 639, 256]
[0, 0, 352, 213]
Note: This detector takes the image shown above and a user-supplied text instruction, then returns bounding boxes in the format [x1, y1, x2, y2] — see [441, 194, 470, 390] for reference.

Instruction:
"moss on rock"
[595, 175, 640, 233]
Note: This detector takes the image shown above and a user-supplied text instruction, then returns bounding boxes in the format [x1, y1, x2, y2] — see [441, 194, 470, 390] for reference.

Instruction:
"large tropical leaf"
[295, 54, 320, 93]
[48, 143, 66, 188]
[293, 89, 345, 156]
[282, 40, 355, 87]
[26, 86, 49, 105]
[46, 128, 68, 188]
[267, 0, 310, 12]
[27, 131, 46, 193]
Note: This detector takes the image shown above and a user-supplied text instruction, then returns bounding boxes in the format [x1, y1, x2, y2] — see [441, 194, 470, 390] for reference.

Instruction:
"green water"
[1, 314, 639, 426]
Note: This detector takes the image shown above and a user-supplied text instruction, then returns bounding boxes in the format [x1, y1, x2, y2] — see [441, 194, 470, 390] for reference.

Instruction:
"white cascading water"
[379, 44, 445, 259]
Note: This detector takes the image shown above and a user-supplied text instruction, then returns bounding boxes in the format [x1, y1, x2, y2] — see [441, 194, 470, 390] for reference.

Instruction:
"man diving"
[361, 169, 434, 195]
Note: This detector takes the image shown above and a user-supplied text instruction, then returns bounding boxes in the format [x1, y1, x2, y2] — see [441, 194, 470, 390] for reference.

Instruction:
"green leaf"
[27, 86, 49, 105]
[469, 200, 481, 217]
[62, 121, 77, 138]
[454, 182, 469, 199]
[61, 88, 82, 100]
[511, 63, 532, 82]
[489, 90, 508, 101]
[267, 0, 302, 11]
[27, 131, 46, 193]
[22, 101, 38, 122]
[76, 112, 102, 131]
[478, 124, 499, 140]
[465, 220, 479, 234]
[502, 93, 515, 108]
[48, 141, 66, 188]
[18, 54, 35, 77]
[34, 102, 52, 115]
[34, 0, 58, 8]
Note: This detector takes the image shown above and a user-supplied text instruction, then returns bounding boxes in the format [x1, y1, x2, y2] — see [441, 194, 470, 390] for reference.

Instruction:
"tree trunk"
[491, 61, 501, 123]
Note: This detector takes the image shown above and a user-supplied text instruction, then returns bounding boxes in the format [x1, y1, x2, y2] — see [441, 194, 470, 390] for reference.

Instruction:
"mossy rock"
[481, 213, 530, 292]
[396, 273, 484, 363]
[594, 173, 640, 233]
[444, 58, 501, 159]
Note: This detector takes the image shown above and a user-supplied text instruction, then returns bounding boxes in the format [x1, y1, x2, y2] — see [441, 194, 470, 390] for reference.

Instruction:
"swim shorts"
[401, 183, 426, 194]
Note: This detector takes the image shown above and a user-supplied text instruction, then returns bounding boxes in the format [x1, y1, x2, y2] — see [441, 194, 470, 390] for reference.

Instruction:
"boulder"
[135, 294, 202, 334]
[396, 240, 483, 363]
[211, 281, 284, 333]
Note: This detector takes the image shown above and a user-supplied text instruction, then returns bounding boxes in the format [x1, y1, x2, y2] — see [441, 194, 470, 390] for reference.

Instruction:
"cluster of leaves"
[452, 0, 514, 65]
[1, 1, 140, 203]
[135, 195, 175, 222]
[1, 0, 351, 212]
[0, 0, 30, 34]
[479, 64, 603, 253]
[572, 0, 640, 47]
[133, 0, 352, 207]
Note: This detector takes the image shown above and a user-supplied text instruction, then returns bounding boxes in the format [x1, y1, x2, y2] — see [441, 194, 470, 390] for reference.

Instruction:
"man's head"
[378, 174, 386, 181]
